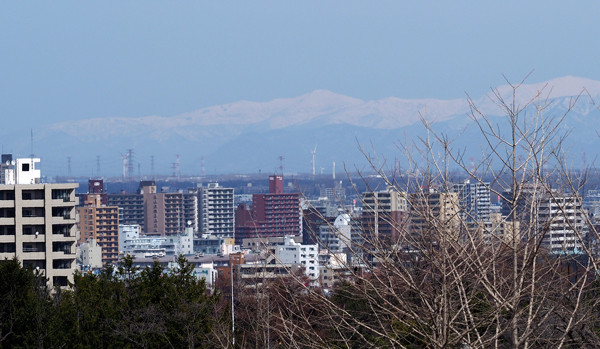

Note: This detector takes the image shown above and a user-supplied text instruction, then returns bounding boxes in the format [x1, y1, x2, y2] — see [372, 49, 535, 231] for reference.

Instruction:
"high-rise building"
[501, 185, 586, 254]
[361, 187, 408, 242]
[409, 189, 460, 243]
[77, 183, 119, 265]
[197, 183, 235, 237]
[0, 156, 78, 288]
[235, 175, 301, 243]
[452, 179, 491, 222]
[107, 191, 144, 227]
[108, 181, 198, 236]
[143, 183, 198, 236]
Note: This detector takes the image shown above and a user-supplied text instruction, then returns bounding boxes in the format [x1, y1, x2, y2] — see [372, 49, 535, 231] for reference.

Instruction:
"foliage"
[0, 256, 227, 349]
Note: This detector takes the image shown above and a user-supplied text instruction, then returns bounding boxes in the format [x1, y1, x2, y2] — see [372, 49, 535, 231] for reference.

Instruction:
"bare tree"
[236, 76, 600, 348]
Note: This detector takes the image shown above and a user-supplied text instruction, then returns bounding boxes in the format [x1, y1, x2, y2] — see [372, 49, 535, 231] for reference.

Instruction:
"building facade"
[197, 183, 235, 237]
[77, 193, 120, 265]
[361, 187, 408, 242]
[108, 181, 198, 236]
[0, 156, 78, 288]
[235, 175, 301, 243]
[452, 179, 491, 222]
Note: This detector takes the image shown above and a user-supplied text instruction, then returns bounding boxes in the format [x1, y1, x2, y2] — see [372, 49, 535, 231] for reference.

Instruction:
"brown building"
[77, 194, 119, 265]
[107, 181, 198, 236]
[409, 189, 460, 244]
[142, 183, 198, 236]
[361, 187, 409, 243]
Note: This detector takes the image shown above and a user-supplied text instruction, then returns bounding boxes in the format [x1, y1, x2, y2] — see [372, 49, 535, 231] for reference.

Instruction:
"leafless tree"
[235, 76, 600, 348]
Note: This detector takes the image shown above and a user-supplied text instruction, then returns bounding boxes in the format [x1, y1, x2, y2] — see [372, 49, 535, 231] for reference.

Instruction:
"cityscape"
[3, 2, 600, 348]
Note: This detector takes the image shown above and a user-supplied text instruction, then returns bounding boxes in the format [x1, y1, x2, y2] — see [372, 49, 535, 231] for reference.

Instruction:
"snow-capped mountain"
[19, 76, 600, 176]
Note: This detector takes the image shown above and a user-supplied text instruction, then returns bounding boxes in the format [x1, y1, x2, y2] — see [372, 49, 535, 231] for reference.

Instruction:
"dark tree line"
[0, 256, 230, 349]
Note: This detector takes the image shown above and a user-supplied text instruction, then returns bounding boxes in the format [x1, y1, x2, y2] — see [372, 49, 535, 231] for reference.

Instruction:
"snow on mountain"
[36, 76, 600, 176]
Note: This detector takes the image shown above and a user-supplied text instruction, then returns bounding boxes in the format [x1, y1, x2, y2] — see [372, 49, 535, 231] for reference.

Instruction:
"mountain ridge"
[29, 76, 600, 176]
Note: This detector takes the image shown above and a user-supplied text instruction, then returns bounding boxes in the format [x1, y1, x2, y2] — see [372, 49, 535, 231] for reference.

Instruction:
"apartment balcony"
[21, 216, 45, 225]
[21, 199, 45, 208]
[0, 235, 15, 243]
[0, 217, 15, 225]
[0, 200, 15, 208]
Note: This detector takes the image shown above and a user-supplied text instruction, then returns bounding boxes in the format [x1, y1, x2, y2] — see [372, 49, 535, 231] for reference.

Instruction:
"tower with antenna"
[201, 156, 206, 176]
[96, 155, 101, 176]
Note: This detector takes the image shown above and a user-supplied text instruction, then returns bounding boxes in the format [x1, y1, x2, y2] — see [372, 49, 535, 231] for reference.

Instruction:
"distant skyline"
[1, 1, 599, 130]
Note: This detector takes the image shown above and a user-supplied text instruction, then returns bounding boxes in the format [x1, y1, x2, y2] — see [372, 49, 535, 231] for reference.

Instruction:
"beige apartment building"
[77, 195, 119, 265]
[0, 157, 78, 288]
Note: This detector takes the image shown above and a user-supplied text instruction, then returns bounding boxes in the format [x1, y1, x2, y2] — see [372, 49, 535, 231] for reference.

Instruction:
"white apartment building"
[452, 179, 491, 222]
[121, 226, 194, 259]
[275, 235, 319, 282]
[197, 183, 235, 237]
[317, 213, 353, 252]
[0, 156, 78, 288]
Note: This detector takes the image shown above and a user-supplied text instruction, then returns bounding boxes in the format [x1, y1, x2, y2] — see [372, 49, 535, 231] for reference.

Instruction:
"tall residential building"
[77, 183, 119, 265]
[143, 183, 198, 236]
[409, 189, 460, 243]
[452, 179, 491, 222]
[361, 187, 408, 242]
[197, 183, 235, 237]
[108, 181, 198, 235]
[107, 191, 144, 227]
[0, 156, 78, 288]
[501, 185, 586, 254]
[235, 175, 301, 243]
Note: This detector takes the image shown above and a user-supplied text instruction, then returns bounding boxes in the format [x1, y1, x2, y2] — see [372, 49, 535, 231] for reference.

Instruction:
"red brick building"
[235, 175, 301, 243]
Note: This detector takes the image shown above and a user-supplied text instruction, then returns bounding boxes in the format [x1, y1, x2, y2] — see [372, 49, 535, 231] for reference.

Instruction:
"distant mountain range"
[22, 76, 600, 177]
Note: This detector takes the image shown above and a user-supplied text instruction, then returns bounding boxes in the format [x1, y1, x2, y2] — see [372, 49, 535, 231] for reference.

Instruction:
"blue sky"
[1, 1, 599, 128]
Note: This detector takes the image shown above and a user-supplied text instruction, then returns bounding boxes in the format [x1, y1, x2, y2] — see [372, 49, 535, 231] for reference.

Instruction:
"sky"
[1, 1, 599, 129]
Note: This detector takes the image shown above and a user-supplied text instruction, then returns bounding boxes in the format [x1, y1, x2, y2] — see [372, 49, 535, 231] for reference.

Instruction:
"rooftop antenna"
[311, 144, 317, 176]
